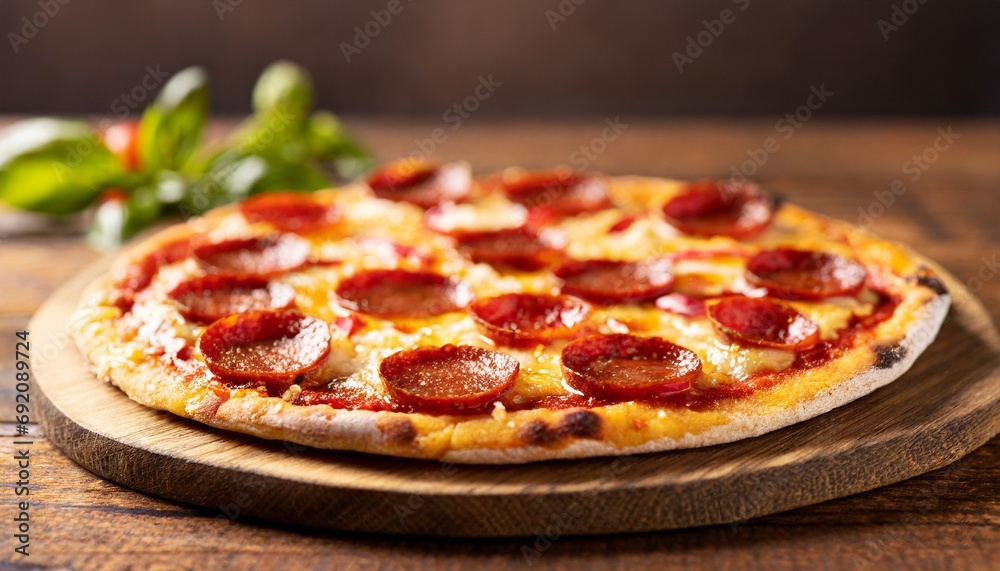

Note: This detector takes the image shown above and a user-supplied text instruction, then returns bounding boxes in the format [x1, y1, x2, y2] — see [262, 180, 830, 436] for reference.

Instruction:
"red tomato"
[98, 188, 128, 203]
[103, 121, 142, 171]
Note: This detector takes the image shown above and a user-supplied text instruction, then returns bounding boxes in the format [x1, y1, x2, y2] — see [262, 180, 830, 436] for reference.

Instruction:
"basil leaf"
[249, 157, 329, 194]
[303, 111, 373, 179]
[252, 60, 313, 133]
[0, 118, 121, 215]
[185, 152, 327, 215]
[305, 111, 369, 160]
[87, 187, 162, 249]
[233, 62, 315, 161]
[138, 66, 209, 173]
[183, 150, 248, 214]
[152, 170, 189, 205]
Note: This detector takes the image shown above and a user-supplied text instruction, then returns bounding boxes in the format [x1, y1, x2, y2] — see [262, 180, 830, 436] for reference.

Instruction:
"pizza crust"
[69, 287, 948, 463]
[68, 178, 953, 464]
[444, 291, 949, 463]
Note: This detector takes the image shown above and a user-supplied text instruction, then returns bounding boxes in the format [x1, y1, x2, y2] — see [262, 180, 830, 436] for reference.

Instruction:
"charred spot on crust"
[380, 418, 417, 445]
[559, 410, 602, 439]
[874, 343, 908, 369]
[520, 420, 560, 446]
[917, 275, 949, 296]
[912, 266, 949, 296]
[521, 412, 602, 446]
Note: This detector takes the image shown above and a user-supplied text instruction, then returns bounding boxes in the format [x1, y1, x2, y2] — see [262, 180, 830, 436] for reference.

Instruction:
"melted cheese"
[427, 194, 527, 233]
[124, 179, 880, 405]
[792, 297, 875, 341]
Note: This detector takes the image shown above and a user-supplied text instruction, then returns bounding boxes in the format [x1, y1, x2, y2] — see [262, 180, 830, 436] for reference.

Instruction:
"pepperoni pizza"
[68, 162, 950, 463]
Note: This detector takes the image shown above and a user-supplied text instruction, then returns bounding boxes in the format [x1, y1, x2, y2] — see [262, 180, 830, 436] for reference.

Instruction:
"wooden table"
[2, 119, 997, 570]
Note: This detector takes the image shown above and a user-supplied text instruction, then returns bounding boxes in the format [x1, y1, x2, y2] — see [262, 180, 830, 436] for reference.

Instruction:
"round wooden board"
[31, 257, 1000, 538]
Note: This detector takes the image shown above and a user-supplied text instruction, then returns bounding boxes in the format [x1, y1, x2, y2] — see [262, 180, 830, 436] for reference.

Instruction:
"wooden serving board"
[30, 257, 1000, 537]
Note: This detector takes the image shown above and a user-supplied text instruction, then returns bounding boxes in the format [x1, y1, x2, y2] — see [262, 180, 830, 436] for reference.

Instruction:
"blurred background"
[2, 0, 999, 117]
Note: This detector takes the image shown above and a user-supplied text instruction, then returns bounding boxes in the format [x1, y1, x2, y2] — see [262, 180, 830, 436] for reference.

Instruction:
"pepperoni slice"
[167, 274, 296, 323]
[454, 226, 565, 271]
[655, 293, 706, 317]
[707, 297, 819, 350]
[367, 161, 471, 208]
[198, 309, 331, 392]
[240, 192, 339, 233]
[116, 236, 192, 310]
[663, 180, 775, 240]
[608, 215, 639, 234]
[296, 385, 392, 411]
[379, 345, 519, 414]
[469, 293, 590, 347]
[521, 205, 562, 229]
[554, 258, 675, 304]
[193, 234, 311, 276]
[561, 334, 701, 401]
[501, 170, 612, 217]
[746, 248, 867, 299]
[335, 269, 469, 318]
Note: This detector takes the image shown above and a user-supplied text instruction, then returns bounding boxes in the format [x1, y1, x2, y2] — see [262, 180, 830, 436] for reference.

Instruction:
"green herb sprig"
[0, 61, 372, 248]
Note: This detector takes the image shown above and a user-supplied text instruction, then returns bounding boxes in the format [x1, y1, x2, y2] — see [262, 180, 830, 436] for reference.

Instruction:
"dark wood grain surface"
[2, 118, 998, 569]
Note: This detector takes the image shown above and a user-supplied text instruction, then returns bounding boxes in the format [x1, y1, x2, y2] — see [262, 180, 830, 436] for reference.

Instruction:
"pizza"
[68, 161, 951, 463]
